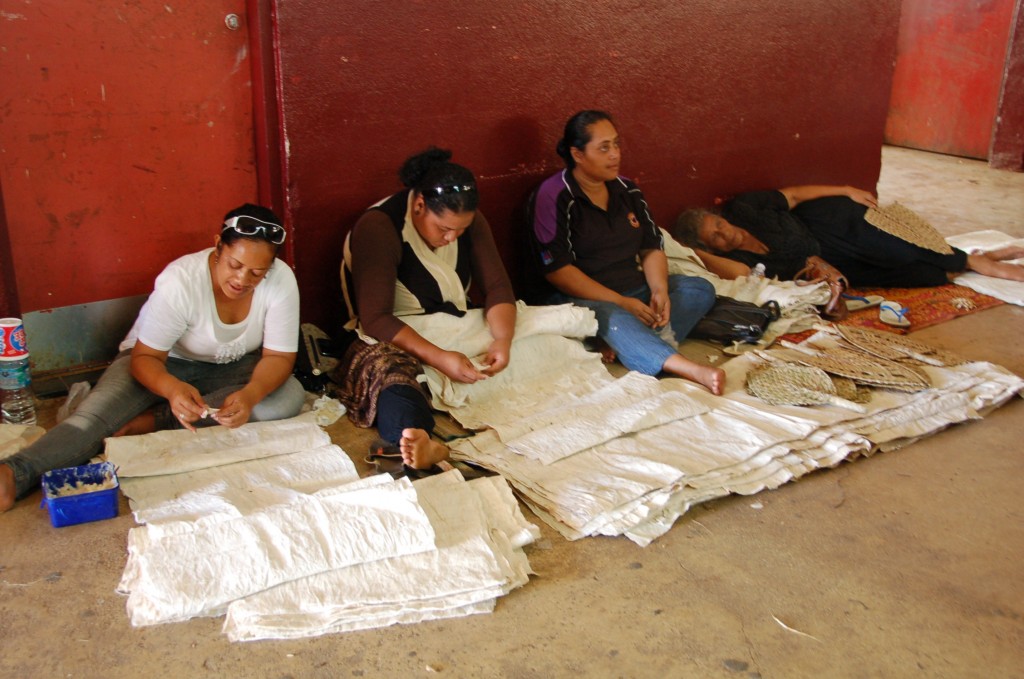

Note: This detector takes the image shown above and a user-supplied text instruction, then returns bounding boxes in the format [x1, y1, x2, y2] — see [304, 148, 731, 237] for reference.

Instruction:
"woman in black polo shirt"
[672, 188, 1024, 287]
[528, 110, 724, 395]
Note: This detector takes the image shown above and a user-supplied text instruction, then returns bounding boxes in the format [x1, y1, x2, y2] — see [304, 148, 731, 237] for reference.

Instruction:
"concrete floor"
[2, 146, 1023, 678]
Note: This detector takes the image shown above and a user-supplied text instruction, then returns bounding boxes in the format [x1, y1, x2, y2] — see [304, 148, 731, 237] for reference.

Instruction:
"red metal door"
[0, 1, 258, 315]
[886, 0, 1017, 159]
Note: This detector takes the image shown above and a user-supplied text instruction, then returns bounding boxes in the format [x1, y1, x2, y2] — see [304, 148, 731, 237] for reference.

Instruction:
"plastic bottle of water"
[0, 357, 37, 425]
[737, 262, 766, 302]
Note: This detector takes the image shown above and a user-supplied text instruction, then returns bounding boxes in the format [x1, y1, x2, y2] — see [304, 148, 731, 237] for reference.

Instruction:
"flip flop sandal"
[366, 439, 405, 478]
[842, 293, 885, 312]
[365, 438, 456, 480]
[879, 300, 911, 328]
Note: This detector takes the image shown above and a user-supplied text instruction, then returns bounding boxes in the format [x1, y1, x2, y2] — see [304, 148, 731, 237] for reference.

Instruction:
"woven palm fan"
[833, 325, 966, 367]
[830, 375, 872, 403]
[746, 363, 867, 412]
[864, 203, 953, 255]
[779, 341, 931, 392]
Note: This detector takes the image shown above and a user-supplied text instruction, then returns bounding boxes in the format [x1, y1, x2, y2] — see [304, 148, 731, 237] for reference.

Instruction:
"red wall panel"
[991, 2, 1024, 170]
[269, 0, 902, 332]
[2, 0, 903, 347]
[886, 0, 1017, 159]
[0, 1, 258, 313]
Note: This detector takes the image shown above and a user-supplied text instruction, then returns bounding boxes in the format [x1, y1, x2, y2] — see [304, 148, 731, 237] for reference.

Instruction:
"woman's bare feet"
[966, 254, 1024, 282]
[114, 411, 156, 437]
[584, 337, 617, 364]
[1, 463, 16, 512]
[663, 354, 726, 395]
[986, 245, 1024, 261]
[399, 428, 450, 470]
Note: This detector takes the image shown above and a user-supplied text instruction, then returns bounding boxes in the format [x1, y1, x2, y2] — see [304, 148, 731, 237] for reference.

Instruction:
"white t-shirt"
[120, 248, 299, 363]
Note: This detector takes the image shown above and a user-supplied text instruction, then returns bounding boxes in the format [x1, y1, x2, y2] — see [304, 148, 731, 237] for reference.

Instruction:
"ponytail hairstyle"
[556, 110, 615, 169]
[399, 147, 479, 215]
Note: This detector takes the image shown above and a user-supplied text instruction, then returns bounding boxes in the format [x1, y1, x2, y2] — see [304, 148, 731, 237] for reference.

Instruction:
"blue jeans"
[3, 351, 306, 498]
[563, 275, 716, 376]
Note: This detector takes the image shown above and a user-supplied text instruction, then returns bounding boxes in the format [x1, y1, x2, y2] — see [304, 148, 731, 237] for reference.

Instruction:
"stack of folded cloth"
[442, 331, 1023, 546]
[107, 418, 539, 640]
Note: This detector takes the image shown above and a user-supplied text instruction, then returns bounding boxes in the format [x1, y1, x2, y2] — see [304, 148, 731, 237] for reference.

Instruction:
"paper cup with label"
[0, 317, 29, 360]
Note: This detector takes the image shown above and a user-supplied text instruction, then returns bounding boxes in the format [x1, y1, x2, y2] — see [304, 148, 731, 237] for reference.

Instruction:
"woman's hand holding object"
[437, 350, 488, 384]
[619, 296, 659, 327]
[212, 390, 255, 428]
[168, 383, 208, 433]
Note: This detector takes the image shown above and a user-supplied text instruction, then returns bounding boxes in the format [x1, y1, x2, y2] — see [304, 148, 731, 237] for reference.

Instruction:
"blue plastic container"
[40, 461, 119, 527]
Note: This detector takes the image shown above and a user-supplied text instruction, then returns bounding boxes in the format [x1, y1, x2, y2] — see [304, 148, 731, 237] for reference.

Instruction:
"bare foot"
[399, 428, 449, 470]
[595, 338, 617, 364]
[663, 354, 726, 395]
[986, 245, 1024, 261]
[966, 254, 1024, 282]
[114, 411, 156, 437]
[1, 463, 16, 512]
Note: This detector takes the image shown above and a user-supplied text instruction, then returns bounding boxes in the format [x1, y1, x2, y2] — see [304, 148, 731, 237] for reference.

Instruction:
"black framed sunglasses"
[425, 183, 476, 196]
[222, 215, 287, 245]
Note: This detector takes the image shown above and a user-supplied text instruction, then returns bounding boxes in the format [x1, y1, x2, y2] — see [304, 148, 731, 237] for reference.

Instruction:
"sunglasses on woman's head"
[221, 215, 287, 244]
[425, 183, 476, 196]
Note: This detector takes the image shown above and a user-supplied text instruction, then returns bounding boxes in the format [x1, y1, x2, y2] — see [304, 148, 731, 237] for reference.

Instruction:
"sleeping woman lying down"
[671, 185, 1024, 288]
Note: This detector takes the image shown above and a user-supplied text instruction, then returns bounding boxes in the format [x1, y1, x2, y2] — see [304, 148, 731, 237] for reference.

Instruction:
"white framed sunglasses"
[425, 183, 476, 196]
[222, 215, 287, 245]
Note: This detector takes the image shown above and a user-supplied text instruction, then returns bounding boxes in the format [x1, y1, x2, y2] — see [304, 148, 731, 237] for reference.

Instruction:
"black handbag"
[690, 296, 781, 345]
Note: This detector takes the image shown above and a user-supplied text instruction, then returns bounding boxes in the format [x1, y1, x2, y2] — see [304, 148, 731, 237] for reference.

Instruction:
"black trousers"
[794, 196, 967, 288]
[376, 384, 435, 445]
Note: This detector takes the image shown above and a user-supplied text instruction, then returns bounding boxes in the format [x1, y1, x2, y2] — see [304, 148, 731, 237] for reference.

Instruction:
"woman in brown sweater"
[338, 147, 516, 470]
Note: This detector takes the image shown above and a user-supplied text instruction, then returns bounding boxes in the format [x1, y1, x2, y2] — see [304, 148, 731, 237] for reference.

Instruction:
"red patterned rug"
[782, 284, 1004, 342]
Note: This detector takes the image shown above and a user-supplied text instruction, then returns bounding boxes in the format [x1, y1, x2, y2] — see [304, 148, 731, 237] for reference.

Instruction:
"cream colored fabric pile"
[120, 474, 437, 627]
[105, 416, 333, 476]
[946, 230, 1024, 305]
[109, 420, 539, 639]
[223, 471, 538, 641]
[435, 319, 1022, 546]
[403, 301, 600, 414]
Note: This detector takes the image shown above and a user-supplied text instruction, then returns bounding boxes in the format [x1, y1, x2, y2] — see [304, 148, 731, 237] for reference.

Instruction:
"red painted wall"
[0, 182, 18, 316]
[269, 0, 902, 332]
[3, 0, 903, 365]
[886, 0, 1017, 159]
[0, 1, 258, 315]
[991, 2, 1024, 170]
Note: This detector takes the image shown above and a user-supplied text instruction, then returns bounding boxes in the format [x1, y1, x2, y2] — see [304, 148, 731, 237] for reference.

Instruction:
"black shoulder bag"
[690, 296, 781, 345]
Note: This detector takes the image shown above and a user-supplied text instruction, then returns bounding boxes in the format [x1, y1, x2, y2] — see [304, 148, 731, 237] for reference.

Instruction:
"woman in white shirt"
[1, 204, 305, 511]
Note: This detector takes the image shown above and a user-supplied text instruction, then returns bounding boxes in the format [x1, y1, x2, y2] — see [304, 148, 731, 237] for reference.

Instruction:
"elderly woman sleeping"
[672, 185, 1024, 290]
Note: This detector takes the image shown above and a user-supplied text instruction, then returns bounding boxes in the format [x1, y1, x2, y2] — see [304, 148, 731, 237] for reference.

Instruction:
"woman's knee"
[251, 376, 306, 421]
[668, 275, 716, 306]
